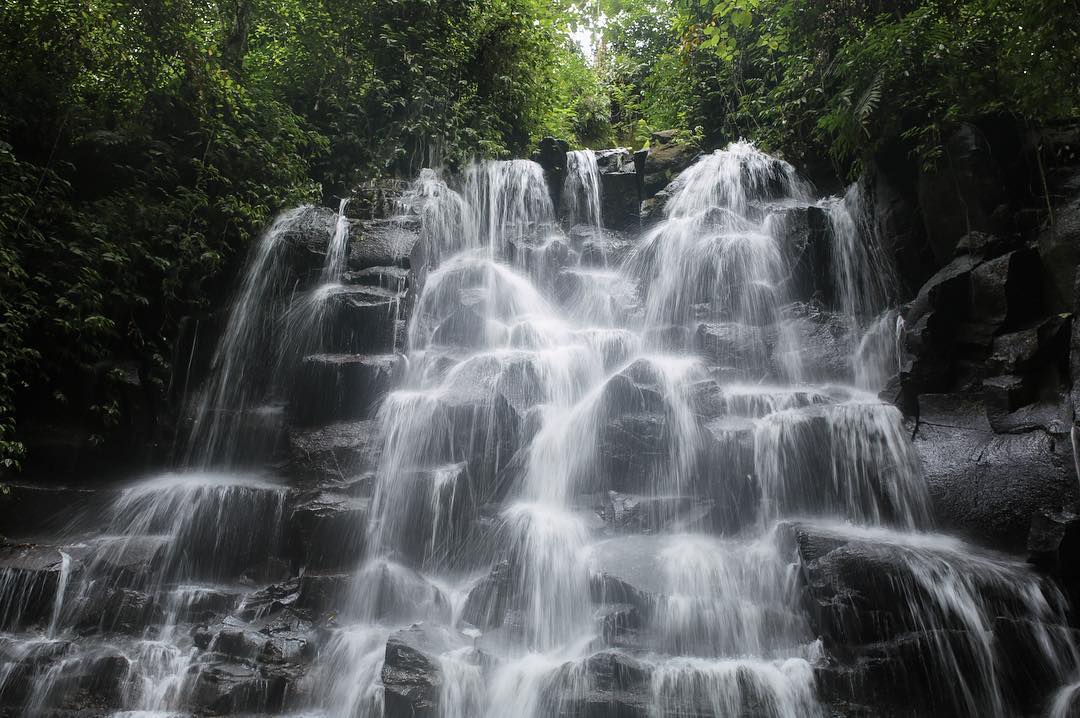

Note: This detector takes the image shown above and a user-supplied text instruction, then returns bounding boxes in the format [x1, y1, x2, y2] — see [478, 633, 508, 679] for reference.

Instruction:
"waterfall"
[2, 142, 1077, 718]
[562, 149, 603, 231]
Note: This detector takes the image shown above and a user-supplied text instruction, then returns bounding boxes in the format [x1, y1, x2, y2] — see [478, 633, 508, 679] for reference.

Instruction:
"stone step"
[288, 353, 404, 424]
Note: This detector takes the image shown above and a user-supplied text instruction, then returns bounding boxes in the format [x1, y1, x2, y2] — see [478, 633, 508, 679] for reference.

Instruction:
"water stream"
[1, 144, 1078, 717]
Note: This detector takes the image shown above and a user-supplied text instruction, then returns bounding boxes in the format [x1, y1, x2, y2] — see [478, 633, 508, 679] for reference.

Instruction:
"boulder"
[596, 148, 641, 232]
[348, 215, 422, 270]
[94, 588, 163, 634]
[772, 302, 852, 382]
[914, 393, 1077, 549]
[280, 205, 338, 281]
[189, 660, 291, 714]
[324, 284, 409, 354]
[968, 247, 1041, 329]
[767, 205, 830, 301]
[641, 132, 700, 199]
[0, 543, 68, 630]
[382, 625, 476, 718]
[289, 491, 370, 571]
[296, 572, 353, 615]
[286, 419, 381, 484]
[595, 491, 722, 535]
[288, 354, 403, 424]
[694, 322, 774, 370]
[532, 136, 570, 208]
[546, 651, 651, 718]
[568, 225, 636, 266]
[461, 560, 513, 630]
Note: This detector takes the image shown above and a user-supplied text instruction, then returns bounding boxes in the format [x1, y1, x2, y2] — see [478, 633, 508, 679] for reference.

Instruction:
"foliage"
[0, 0, 592, 470]
[667, 0, 1080, 172]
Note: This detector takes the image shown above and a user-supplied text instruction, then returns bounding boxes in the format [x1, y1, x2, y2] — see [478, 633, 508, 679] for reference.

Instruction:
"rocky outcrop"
[532, 136, 570, 209]
[1038, 168, 1080, 311]
[896, 164, 1079, 549]
[595, 148, 641, 232]
[916, 123, 1012, 263]
[641, 130, 700, 201]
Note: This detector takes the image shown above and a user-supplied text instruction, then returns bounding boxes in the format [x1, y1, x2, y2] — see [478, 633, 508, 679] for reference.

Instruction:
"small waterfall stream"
[1, 144, 1078, 717]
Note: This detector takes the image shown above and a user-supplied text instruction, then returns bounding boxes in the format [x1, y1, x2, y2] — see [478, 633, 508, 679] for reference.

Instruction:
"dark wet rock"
[0, 485, 101, 541]
[595, 491, 722, 535]
[348, 215, 423, 270]
[1038, 167, 1080, 310]
[698, 417, 760, 531]
[588, 573, 654, 617]
[383, 625, 474, 718]
[595, 412, 669, 494]
[461, 560, 512, 630]
[868, 160, 936, 296]
[437, 378, 524, 491]
[598, 360, 669, 415]
[968, 247, 1040, 329]
[0, 543, 67, 629]
[983, 368, 1071, 435]
[235, 579, 301, 622]
[569, 224, 636, 266]
[548, 651, 651, 718]
[596, 148, 641, 232]
[772, 302, 852, 382]
[343, 264, 412, 291]
[639, 182, 676, 226]
[287, 419, 381, 484]
[533, 136, 570, 207]
[324, 283, 410, 354]
[382, 636, 439, 718]
[289, 491, 369, 571]
[641, 133, 700, 199]
[987, 315, 1071, 376]
[506, 227, 573, 280]
[383, 464, 474, 567]
[694, 322, 774, 369]
[289, 353, 403, 424]
[94, 588, 163, 635]
[280, 205, 337, 281]
[1027, 507, 1080, 606]
[211, 616, 270, 661]
[189, 659, 291, 714]
[596, 603, 646, 649]
[815, 629, 989, 718]
[917, 123, 1010, 262]
[769, 205, 830, 301]
[296, 572, 353, 615]
[914, 393, 1077, 549]
[954, 230, 1018, 261]
[904, 254, 980, 329]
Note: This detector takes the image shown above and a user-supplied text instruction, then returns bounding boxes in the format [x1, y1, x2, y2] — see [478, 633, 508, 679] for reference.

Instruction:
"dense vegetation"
[0, 0, 596, 469]
[1, 0, 1077, 470]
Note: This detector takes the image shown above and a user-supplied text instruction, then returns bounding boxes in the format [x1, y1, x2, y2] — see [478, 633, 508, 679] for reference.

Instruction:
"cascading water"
[2, 141, 1078, 718]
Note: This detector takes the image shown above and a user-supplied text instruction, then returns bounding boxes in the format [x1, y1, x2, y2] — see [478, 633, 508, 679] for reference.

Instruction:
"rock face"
[916, 124, 1011, 262]
[886, 124, 1080, 552]
[595, 148, 642, 232]
[641, 130, 700, 201]
[1038, 168, 1080, 310]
